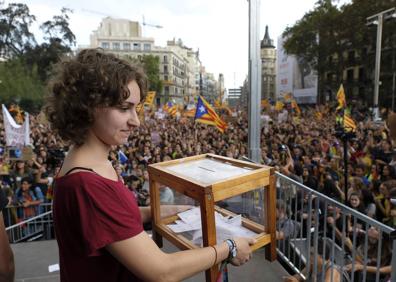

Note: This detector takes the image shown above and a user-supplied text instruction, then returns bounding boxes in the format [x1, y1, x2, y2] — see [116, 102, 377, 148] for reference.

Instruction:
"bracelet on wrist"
[225, 239, 237, 262]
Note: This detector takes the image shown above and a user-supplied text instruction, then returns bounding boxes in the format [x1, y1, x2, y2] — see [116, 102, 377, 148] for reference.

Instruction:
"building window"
[359, 68, 365, 81]
[347, 69, 354, 82]
[101, 42, 109, 49]
[164, 86, 169, 94]
[348, 51, 355, 63]
[164, 55, 168, 63]
[123, 43, 131, 50]
[113, 42, 120, 50]
[133, 43, 141, 50]
[164, 75, 168, 81]
[164, 65, 168, 74]
[143, 44, 151, 51]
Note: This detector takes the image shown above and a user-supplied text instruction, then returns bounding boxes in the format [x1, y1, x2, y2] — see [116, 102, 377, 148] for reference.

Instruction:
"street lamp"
[366, 7, 396, 120]
[248, 0, 261, 163]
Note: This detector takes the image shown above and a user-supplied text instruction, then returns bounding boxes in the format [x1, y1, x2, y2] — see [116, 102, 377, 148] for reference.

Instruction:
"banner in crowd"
[2, 104, 30, 146]
[276, 36, 318, 104]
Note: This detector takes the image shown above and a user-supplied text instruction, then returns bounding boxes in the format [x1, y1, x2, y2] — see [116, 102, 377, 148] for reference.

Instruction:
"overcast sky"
[6, 0, 351, 90]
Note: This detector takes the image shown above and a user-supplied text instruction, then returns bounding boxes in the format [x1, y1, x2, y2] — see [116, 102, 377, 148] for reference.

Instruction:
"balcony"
[163, 80, 174, 85]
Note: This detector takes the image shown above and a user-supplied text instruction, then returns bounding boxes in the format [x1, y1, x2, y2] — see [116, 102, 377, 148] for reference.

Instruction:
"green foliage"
[282, 0, 396, 104]
[0, 3, 36, 57]
[0, 2, 76, 110]
[0, 59, 45, 113]
[141, 55, 163, 93]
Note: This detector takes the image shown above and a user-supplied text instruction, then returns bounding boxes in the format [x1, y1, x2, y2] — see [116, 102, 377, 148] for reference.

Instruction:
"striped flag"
[343, 113, 357, 132]
[163, 101, 178, 117]
[183, 107, 196, 117]
[291, 99, 301, 115]
[275, 101, 284, 111]
[144, 91, 156, 106]
[194, 96, 227, 133]
[336, 84, 346, 111]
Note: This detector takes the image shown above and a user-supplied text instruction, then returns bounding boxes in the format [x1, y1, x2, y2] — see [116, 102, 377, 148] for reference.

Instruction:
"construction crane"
[142, 15, 163, 29]
[81, 8, 116, 18]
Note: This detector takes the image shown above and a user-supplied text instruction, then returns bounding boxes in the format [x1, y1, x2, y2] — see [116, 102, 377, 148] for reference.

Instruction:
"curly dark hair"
[44, 48, 147, 146]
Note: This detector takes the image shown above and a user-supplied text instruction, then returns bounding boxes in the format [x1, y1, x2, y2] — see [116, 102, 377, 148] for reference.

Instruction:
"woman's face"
[90, 80, 141, 146]
[349, 195, 360, 208]
[379, 184, 388, 196]
[383, 166, 390, 176]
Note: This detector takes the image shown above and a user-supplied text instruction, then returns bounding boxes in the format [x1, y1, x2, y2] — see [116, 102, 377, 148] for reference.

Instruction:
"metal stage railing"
[276, 172, 396, 282]
[3, 174, 396, 281]
[4, 203, 54, 243]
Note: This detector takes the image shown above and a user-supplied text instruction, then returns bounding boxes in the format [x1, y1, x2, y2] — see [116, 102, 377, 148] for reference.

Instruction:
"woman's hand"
[229, 237, 256, 266]
[160, 205, 194, 218]
[344, 262, 364, 272]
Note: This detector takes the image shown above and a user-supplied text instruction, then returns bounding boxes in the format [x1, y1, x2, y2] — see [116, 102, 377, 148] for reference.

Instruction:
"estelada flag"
[195, 96, 227, 133]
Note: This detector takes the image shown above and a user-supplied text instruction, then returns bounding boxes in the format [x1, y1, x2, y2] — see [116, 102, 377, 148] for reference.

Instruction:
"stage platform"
[12, 239, 288, 282]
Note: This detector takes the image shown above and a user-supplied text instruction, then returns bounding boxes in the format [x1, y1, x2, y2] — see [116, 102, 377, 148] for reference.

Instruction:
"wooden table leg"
[149, 179, 163, 247]
[200, 192, 217, 282]
[265, 174, 277, 261]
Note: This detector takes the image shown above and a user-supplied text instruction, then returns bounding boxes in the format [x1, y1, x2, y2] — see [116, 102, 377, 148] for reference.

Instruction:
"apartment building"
[87, 17, 205, 105]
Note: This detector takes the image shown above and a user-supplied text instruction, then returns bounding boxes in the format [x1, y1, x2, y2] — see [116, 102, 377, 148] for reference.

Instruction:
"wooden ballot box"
[148, 154, 276, 282]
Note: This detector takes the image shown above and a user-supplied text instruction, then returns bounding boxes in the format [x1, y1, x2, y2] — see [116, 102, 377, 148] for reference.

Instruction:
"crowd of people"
[0, 91, 395, 280]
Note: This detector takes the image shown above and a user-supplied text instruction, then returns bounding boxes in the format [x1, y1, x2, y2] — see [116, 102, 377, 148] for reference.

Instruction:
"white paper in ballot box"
[167, 207, 257, 247]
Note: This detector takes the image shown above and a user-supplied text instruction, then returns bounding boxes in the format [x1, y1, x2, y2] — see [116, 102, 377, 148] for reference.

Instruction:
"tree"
[282, 0, 396, 105]
[141, 55, 163, 93]
[0, 3, 76, 110]
[23, 7, 76, 82]
[0, 59, 45, 112]
[0, 3, 36, 58]
[283, 0, 343, 102]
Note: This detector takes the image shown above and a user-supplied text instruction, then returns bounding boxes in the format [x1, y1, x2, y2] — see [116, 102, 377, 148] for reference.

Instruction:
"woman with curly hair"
[45, 48, 255, 282]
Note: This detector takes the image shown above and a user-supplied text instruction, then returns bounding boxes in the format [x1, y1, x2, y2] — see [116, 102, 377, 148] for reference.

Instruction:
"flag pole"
[335, 111, 355, 205]
[342, 136, 348, 205]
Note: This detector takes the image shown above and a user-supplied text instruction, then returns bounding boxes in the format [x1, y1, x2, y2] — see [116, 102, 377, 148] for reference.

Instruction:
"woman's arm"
[325, 266, 341, 282]
[0, 212, 14, 282]
[375, 197, 387, 216]
[106, 232, 255, 282]
[345, 263, 391, 274]
[139, 205, 193, 224]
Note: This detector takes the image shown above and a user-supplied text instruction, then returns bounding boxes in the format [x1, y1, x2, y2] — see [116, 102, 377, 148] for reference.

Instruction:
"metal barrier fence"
[276, 172, 396, 282]
[4, 203, 54, 243]
[3, 174, 396, 281]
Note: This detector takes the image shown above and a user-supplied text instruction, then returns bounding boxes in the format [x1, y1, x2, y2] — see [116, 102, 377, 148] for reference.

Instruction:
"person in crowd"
[375, 181, 392, 223]
[10, 160, 32, 191]
[344, 227, 392, 282]
[283, 238, 341, 282]
[276, 199, 299, 241]
[346, 192, 367, 237]
[44, 48, 255, 282]
[0, 188, 14, 282]
[15, 176, 44, 220]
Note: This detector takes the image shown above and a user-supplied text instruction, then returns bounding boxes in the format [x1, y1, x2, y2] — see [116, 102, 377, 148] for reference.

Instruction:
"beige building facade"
[87, 17, 212, 105]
